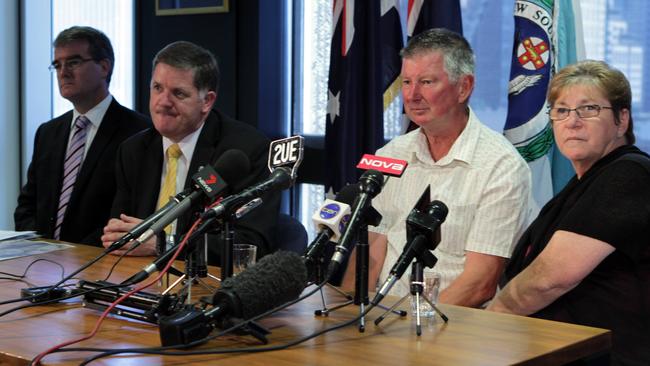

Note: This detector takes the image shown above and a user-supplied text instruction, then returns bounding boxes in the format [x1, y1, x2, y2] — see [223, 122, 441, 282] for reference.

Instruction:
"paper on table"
[0, 230, 40, 242]
[0, 239, 72, 261]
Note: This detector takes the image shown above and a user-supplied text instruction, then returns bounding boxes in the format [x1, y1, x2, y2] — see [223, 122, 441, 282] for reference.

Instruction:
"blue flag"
[504, 0, 583, 212]
[325, 1, 384, 192]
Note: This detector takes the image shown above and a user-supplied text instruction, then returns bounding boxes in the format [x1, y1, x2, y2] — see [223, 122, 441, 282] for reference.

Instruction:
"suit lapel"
[184, 114, 222, 188]
[137, 133, 164, 218]
[178, 114, 222, 232]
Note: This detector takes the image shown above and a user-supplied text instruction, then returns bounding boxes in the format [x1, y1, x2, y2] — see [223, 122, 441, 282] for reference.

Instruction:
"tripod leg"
[314, 283, 354, 316]
[422, 296, 449, 323]
[359, 303, 366, 332]
[375, 303, 408, 317]
[161, 274, 186, 295]
[374, 294, 409, 326]
[327, 283, 354, 300]
[194, 276, 217, 293]
[415, 293, 422, 336]
[206, 273, 221, 282]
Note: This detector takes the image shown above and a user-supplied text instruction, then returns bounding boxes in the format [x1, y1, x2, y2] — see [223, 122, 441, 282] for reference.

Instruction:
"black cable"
[0, 250, 111, 308]
[78, 301, 375, 365]
[101, 243, 138, 282]
[46, 276, 361, 365]
[38, 279, 330, 362]
[0, 281, 128, 318]
[0, 277, 33, 286]
[0, 258, 65, 281]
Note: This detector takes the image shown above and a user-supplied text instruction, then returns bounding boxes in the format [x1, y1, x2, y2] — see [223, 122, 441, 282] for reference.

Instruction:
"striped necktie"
[157, 143, 183, 234]
[54, 115, 90, 240]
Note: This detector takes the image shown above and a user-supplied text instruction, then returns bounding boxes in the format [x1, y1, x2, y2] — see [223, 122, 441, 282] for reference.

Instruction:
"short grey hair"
[400, 28, 475, 83]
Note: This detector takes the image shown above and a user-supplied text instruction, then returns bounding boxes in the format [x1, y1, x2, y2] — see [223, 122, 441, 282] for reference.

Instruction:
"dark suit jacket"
[110, 110, 279, 262]
[14, 99, 151, 245]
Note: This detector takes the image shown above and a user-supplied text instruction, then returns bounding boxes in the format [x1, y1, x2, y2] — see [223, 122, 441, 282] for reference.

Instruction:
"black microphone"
[105, 190, 190, 253]
[372, 200, 448, 305]
[201, 167, 293, 220]
[326, 170, 385, 278]
[303, 184, 358, 278]
[158, 251, 308, 346]
[132, 149, 251, 247]
[106, 149, 250, 253]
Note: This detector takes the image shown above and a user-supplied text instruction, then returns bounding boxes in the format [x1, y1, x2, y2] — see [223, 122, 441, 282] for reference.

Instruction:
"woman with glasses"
[488, 60, 650, 365]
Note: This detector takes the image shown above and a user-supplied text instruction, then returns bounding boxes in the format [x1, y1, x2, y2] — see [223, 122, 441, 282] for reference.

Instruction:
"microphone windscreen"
[217, 251, 307, 319]
[212, 149, 251, 190]
[335, 183, 360, 205]
[427, 200, 448, 222]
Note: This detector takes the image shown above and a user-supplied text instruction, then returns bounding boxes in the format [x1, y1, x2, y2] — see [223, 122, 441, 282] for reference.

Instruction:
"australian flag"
[325, 1, 384, 193]
[406, 0, 462, 38]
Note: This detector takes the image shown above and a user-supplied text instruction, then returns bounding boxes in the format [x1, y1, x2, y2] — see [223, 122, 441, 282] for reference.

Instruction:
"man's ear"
[457, 74, 474, 104]
[202, 91, 217, 114]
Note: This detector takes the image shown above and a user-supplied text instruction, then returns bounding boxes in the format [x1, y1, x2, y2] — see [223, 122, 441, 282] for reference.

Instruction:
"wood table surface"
[0, 244, 611, 365]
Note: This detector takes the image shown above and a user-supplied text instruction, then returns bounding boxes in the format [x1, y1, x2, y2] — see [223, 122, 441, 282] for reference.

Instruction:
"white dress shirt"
[372, 108, 533, 297]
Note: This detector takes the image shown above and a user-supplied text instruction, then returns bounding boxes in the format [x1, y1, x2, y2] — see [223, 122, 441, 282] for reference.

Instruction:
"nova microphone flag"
[325, 0, 384, 193]
[356, 154, 407, 177]
[504, 0, 584, 212]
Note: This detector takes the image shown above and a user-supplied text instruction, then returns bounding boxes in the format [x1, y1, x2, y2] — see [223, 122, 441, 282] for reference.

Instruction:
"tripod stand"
[314, 224, 406, 331]
[162, 232, 219, 302]
[374, 261, 448, 335]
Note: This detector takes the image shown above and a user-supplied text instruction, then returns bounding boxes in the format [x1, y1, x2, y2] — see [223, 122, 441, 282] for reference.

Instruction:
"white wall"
[0, 1, 21, 229]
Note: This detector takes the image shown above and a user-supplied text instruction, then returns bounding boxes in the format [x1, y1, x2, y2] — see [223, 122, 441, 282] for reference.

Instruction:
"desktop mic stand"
[220, 215, 235, 280]
[162, 232, 219, 303]
[375, 261, 448, 335]
[315, 208, 406, 331]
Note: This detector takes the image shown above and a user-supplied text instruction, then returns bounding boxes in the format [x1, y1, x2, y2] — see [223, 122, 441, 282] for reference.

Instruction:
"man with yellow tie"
[101, 41, 279, 264]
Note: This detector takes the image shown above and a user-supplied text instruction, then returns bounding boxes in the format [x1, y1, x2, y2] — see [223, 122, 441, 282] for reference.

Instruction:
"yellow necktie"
[157, 143, 182, 234]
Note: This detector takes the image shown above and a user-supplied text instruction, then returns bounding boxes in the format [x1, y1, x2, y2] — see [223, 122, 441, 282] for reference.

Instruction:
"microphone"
[104, 190, 190, 253]
[372, 199, 448, 306]
[132, 149, 251, 247]
[326, 170, 385, 278]
[158, 251, 308, 346]
[201, 167, 293, 220]
[303, 184, 358, 277]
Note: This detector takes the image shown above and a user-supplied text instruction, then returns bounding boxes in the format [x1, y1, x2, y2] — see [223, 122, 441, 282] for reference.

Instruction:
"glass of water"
[410, 271, 441, 318]
[232, 244, 257, 275]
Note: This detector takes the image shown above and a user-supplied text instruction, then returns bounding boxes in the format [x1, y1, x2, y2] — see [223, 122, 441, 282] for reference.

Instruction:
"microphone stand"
[220, 215, 235, 280]
[374, 256, 448, 336]
[162, 214, 219, 303]
[354, 223, 369, 332]
[315, 207, 406, 330]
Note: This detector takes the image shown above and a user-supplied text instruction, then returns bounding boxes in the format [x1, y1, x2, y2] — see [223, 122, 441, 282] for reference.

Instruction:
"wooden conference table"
[0, 243, 610, 365]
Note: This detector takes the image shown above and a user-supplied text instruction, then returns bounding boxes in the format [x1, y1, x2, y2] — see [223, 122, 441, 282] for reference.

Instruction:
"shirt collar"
[72, 94, 112, 129]
[161, 122, 205, 163]
[410, 107, 481, 167]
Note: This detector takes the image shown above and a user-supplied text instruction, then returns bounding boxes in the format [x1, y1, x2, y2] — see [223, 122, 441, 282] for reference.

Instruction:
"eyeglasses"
[548, 104, 614, 121]
[48, 57, 95, 72]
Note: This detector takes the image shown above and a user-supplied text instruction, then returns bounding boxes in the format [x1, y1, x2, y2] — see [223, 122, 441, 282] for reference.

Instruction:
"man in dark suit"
[14, 26, 150, 245]
[101, 41, 279, 263]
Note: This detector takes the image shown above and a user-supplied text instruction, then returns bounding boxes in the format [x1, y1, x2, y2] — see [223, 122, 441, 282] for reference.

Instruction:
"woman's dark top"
[505, 145, 650, 365]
